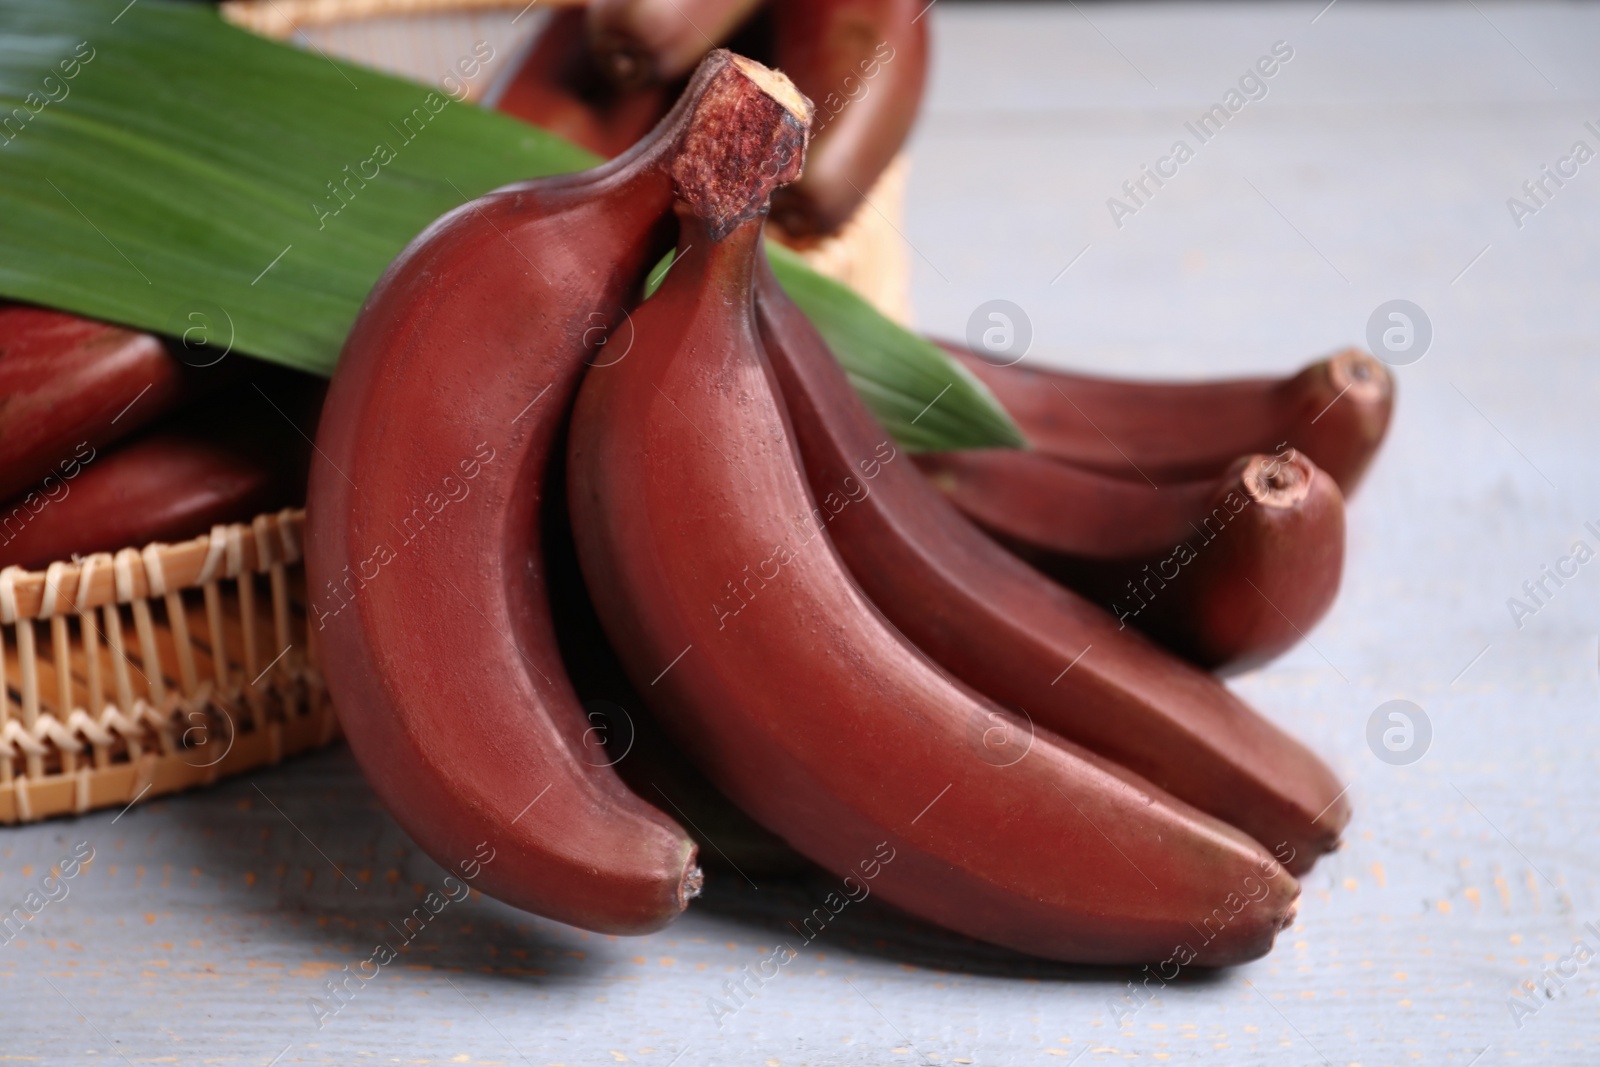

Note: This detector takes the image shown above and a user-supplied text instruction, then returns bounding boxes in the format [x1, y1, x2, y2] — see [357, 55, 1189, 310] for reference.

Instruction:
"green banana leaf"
[0, 0, 1021, 451]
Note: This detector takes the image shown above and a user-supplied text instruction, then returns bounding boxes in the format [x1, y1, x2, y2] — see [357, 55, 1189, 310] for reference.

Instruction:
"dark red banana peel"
[948, 342, 1393, 495]
[496, 8, 673, 159]
[307, 52, 809, 935]
[1037, 453, 1346, 674]
[544, 495, 812, 881]
[568, 142, 1303, 963]
[767, 0, 929, 238]
[916, 447, 1347, 674]
[752, 266, 1349, 871]
[0, 373, 321, 571]
[0, 305, 239, 502]
[588, 0, 766, 88]
[512, 0, 927, 239]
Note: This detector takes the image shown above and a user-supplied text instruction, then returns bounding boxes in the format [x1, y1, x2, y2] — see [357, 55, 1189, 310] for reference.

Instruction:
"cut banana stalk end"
[728, 54, 813, 123]
[672, 52, 814, 238]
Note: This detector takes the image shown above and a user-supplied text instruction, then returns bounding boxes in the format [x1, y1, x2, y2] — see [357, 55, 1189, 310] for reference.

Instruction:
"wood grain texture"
[3, 2, 1598, 1064]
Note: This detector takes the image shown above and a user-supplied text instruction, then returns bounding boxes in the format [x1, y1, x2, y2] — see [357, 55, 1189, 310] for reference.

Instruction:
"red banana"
[306, 52, 805, 934]
[752, 266, 1348, 869]
[541, 444, 810, 880]
[916, 447, 1347, 673]
[496, 7, 673, 159]
[505, 0, 927, 238]
[0, 373, 321, 571]
[947, 343, 1394, 495]
[587, 0, 765, 88]
[766, 0, 929, 238]
[544, 500, 812, 881]
[567, 169, 1303, 961]
[0, 304, 238, 502]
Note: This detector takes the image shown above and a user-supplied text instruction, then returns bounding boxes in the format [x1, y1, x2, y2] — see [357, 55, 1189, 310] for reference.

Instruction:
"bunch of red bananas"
[496, 0, 926, 239]
[304, 52, 1382, 967]
[920, 344, 1390, 672]
[0, 309, 322, 571]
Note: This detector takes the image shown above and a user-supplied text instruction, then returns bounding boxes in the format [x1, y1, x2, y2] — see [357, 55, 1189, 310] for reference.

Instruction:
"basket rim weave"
[0, 508, 304, 622]
[0, 507, 336, 824]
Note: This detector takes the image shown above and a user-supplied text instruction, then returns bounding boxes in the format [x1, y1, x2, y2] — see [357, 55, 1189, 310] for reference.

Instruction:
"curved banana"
[588, 0, 765, 88]
[0, 373, 318, 570]
[948, 342, 1393, 494]
[915, 446, 1347, 672]
[568, 165, 1303, 961]
[752, 265, 1349, 868]
[496, 8, 672, 159]
[767, 0, 929, 238]
[0, 305, 236, 501]
[307, 52, 803, 935]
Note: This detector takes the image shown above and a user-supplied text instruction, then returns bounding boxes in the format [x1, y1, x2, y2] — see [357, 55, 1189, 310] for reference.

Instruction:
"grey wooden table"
[4, 3, 1598, 1064]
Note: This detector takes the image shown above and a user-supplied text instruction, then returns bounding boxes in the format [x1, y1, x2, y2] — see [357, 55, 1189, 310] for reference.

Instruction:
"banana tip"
[1241, 451, 1314, 509]
[681, 864, 705, 906]
[1329, 348, 1392, 404]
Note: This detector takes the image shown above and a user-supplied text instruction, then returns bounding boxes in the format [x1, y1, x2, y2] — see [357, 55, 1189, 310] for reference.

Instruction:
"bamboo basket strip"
[0, 508, 337, 824]
[219, 0, 583, 38]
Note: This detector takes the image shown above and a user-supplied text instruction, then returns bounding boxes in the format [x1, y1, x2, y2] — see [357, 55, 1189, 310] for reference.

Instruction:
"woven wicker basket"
[0, 508, 336, 823]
